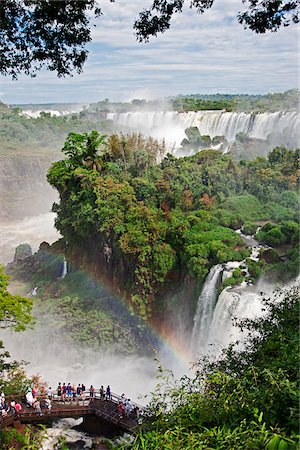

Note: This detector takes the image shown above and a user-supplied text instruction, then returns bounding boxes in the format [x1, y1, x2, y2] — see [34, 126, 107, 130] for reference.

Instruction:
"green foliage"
[0, 425, 47, 450]
[221, 194, 267, 222]
[243, 221, 258, 235]
[0, 266, 33, 331]
[247, 258, 264, 280]
[53, 296, 138, 354]
[48, 132, 299, 318]
[257, 221, 299, 247]
[120, 288, 299, 450]
[171, 90, 299, 113]
[0, 105, 114, 156]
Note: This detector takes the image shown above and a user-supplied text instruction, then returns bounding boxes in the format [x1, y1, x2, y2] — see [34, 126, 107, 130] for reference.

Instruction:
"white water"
[206, 286, 265, 356]
[107, 110, 300, 147]
[191, 265, 223, 355]
[191, 229, 271, 358]
[61, 258, 68, 278]
[41, 418, 93, 450]
[0, 212, 60, 264]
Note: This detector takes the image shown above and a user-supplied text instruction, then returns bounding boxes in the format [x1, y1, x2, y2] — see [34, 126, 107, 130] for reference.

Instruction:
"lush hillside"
[47, 131, 299, 321]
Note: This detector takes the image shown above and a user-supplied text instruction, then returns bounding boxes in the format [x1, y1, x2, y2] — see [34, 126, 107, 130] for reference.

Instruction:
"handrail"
[2, 389, 145, 410]
[0, 394, 145, 431]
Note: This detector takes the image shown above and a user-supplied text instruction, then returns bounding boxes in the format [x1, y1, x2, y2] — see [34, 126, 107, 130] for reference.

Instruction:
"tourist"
[135, 406, 140, 418]
[15, 402, 22, 415]
[26, 389, 34, 407]
[47, 387, 53, 399]
[81, 383, 86, 400]
[67, 383, 72, 400]
[57, 382, 62, 399]
[62, 383, 67, 402]
[105, 385, 111, 401]
[72, 384, 77, 401]
[1, 404, 8, 417]
[33, 400, 42, 416]
[121, 393, 126, 408]
[10, 399, 16, 414]
[100, 385, 104, 400]
[125, 399, 133, 418]
[32, 386, 37, 398]
[44, 398, 52, 412]
[89, 385, 95, 401]
[117, 401, 123, 418]
[76, 384, 82, 399]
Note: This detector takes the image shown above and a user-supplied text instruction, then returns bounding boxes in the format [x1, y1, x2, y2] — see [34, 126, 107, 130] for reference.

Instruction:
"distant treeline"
[87, 89, 299, 113]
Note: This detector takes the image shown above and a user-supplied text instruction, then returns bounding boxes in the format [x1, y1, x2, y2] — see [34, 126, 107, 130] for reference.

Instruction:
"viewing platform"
[0, 391, 144, 435]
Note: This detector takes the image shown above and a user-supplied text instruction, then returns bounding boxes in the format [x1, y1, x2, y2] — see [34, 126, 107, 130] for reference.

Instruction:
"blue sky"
[0, 0, 298, 104]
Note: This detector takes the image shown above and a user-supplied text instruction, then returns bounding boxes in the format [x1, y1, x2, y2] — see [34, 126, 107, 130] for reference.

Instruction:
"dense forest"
[47, 131, 299, 321]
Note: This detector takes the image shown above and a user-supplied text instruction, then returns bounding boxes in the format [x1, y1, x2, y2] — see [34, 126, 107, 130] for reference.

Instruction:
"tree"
[134, 0, 299, 41]
[0, 266, 32, 331]
[0, 0, 109, 78]
[1, 0, 298, 78]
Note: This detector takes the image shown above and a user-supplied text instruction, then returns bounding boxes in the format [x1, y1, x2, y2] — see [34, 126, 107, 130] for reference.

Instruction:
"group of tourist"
[25, 387, 51, 416]
[0, 392, 23, 417]
[0, 384, 141, 422]
[46, 383, 112, 402]
[117, 394, 136, 419]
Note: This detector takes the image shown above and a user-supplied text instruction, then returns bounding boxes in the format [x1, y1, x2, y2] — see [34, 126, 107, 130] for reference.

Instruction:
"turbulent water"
[41, 418, 93, 450]
[107, 110, 300, 147]
[191, 231, 272, 358]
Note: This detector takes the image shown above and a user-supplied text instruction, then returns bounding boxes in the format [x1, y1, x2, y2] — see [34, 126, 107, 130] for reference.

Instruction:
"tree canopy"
[0, 0, 298, 78]
[0, 266, 32, 331]
[134, 0, 299, 41]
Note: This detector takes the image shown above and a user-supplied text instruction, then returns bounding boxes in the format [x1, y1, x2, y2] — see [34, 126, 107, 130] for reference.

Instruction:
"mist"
[0, 212, 60, 265]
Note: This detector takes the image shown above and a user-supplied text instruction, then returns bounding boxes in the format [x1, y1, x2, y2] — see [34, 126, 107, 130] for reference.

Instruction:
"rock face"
[13, 243, 32, 261]
[0, 153, 59, 221]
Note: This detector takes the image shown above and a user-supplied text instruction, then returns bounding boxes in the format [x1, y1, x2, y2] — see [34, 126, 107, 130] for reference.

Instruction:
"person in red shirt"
[15, 403, 22, 415]
[117, 401, 123, 418]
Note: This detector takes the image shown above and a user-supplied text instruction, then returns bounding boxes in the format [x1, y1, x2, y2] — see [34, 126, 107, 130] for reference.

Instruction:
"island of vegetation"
[46, 131, 299, 322]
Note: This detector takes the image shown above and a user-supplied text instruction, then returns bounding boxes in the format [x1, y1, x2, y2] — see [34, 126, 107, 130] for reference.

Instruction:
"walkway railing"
[0, 390, 145, 432]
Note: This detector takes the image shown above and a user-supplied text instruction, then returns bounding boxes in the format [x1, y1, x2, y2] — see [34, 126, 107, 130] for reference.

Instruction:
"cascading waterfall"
[206, 288, 264, 356]
[107, 110, 299, 148]
[191, 264, 223, 355]
[61, 258, 67, 278]
[191, 229, 269, 358]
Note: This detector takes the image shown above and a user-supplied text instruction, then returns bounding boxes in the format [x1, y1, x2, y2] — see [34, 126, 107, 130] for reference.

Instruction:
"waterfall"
[191, 264, 223, 355]
[28, 286, 38, 296]
[107, 110, 299, 148]
[191, 229, 268, 358]
[61, 258, 67, 279]
[206, 288, 264, 356]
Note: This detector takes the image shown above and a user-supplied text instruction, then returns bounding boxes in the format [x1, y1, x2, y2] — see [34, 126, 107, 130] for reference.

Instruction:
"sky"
[0, 0, 298, 104]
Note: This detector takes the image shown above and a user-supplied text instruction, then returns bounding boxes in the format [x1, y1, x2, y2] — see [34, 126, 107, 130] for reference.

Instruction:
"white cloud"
[0, 0, 298, 103]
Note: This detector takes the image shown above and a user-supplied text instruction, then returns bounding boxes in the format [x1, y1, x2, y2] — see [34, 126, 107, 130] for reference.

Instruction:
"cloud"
[0, 0, 298, 103]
